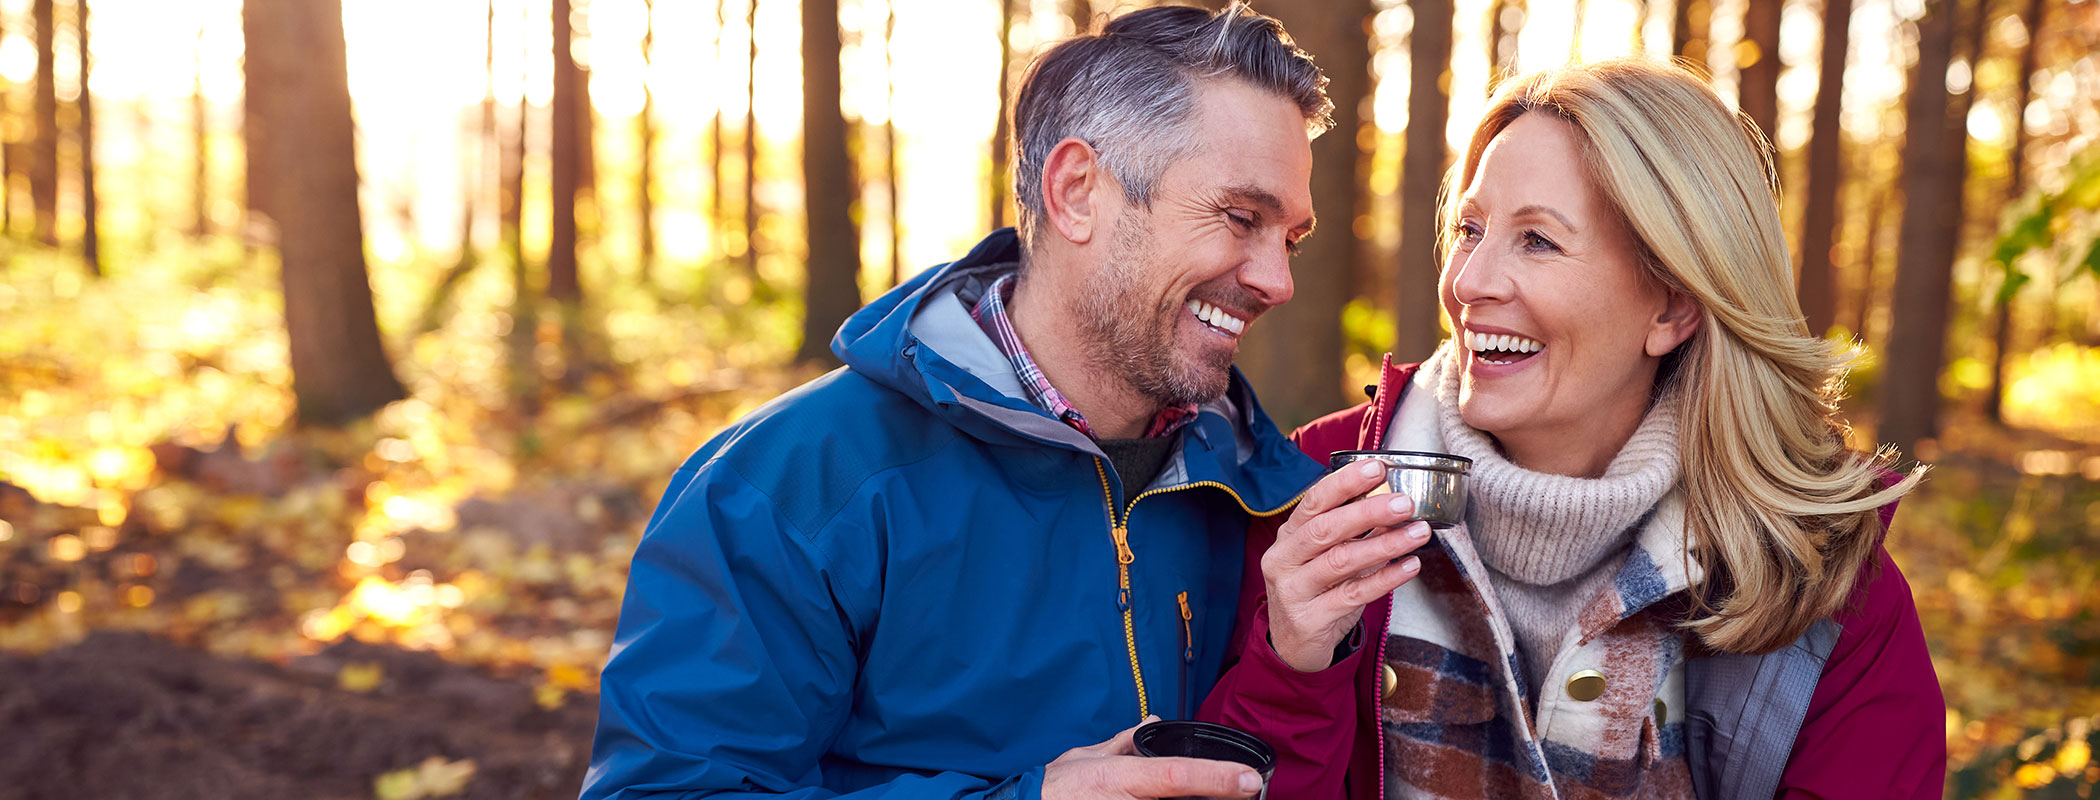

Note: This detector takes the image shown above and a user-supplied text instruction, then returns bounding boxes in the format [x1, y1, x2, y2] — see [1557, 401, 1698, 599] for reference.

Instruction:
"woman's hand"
[1262, 459, 1433, 673]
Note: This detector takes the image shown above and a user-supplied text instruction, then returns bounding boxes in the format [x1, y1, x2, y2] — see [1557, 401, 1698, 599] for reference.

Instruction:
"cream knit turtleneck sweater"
[1433, 348, 1684, 706]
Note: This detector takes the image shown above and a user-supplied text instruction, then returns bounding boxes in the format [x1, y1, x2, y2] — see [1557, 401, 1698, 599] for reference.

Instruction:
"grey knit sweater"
[1433, 350, 1684, 706]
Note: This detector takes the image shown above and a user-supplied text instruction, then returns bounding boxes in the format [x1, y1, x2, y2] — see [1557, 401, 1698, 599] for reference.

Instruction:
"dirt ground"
[0, 632, 597, 800]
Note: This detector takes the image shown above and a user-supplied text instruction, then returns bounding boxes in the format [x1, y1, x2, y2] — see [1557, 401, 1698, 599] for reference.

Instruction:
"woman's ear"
[1645, 291, 1702, 358]
[1041, 137, 1103, 246]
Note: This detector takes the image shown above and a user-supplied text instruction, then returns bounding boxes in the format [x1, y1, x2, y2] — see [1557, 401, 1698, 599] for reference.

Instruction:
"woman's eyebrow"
[1511, 204, 1578, 232]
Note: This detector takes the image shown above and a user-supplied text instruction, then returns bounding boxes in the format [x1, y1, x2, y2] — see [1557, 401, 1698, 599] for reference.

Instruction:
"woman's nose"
[1447, 247, 1511, 307]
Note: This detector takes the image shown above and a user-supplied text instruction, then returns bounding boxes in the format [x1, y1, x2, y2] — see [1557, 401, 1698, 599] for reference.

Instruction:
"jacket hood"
[831, 228, 1319, 507]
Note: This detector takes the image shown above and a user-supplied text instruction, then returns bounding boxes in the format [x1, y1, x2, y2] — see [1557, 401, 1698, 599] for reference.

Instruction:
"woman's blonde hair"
[1439, 59, 1926, 654]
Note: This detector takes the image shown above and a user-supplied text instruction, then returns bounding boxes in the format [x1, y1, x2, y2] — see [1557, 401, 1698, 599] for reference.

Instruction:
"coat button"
[1380, 663, 1399, 703]
[1565, 669, 1607, 701]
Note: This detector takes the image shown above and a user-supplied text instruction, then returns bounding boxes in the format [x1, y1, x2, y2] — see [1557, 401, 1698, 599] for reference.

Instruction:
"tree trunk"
[1850, 182, 1889, 342]
[1398, 0, 1454, 364]
[192, 24, 209, 239]
[886, 0, 904, 288]
[548, 0, 582, 302]
[1486, 0, 1522, 87]
[1238, 0, 1375, 428]
[1797, 0, 1852, 335]
[503, 1, 537, 412]
[1068, 0, 1091, 33]
[742, 0, 761, 278]
[797, 0, 861, 365]
[78, 0, 97, 275]
[1985, 0, 2045, 425]
[1878, 0, 1960, 457]
[247, 0, 406, 426]
[30, 0, 57, 246]
[1739, 0, 1782, 145]
[638, 0, 657, 277]
[240, 0, 278, 236]
[990, 0, 1017, 230]
[1673, 0, 1710, 66]
[710, 0, 726, 251]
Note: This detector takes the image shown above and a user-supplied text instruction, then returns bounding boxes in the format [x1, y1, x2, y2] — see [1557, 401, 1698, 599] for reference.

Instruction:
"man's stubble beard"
[1070, 211, 1235, 411]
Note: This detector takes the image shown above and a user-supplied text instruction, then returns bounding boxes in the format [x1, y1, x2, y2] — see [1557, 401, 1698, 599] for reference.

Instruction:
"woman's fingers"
[1273, 492, 1419, 570]
[1277, 520, 1431, 599]
[1282, 460, 1390, 533]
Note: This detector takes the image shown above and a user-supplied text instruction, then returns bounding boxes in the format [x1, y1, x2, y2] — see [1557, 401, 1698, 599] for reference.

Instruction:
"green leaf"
[1993, 269, 2032, 307]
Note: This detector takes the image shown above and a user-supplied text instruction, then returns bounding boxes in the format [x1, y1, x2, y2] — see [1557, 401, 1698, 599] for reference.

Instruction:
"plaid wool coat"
[1199, 357, 1946, 800]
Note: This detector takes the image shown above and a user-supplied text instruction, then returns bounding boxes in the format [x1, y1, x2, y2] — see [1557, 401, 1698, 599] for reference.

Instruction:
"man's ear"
[1041, 137, 1106, 246]
[1645, 291, 1702, 358]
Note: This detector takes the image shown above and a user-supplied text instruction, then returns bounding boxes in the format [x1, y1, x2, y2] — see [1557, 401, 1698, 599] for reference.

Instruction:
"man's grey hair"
[1010, 3, 1333, 251]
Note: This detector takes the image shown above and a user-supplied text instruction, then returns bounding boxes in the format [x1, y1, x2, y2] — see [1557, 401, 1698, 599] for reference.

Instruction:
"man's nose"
[1241, 240, 1294, 309]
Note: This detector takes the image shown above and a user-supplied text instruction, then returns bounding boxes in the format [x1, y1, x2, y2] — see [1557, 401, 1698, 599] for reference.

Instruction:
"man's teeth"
[1463, 330, 1544, 356]
[1186, 299, 1247, 335]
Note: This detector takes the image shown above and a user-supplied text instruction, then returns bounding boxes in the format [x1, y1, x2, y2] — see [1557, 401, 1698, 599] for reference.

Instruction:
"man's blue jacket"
[581, 229, 1325, 799]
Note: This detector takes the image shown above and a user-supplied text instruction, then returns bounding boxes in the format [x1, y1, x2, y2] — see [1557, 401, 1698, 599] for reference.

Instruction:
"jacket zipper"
[1177, 590, 1195, 719]
[1092, 458, 1308, 724]
[1370, 355, 1395, 800]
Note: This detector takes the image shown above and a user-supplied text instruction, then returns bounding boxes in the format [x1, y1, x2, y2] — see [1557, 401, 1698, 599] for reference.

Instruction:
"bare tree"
[886, 0, 904, 288]
[1879, 0, 1961, 456]
[31, 0, 57, 245]
[246, 0, 406, 426]
[638, 0, 657, 279]
[1672, 0, 1710, 66]
[1486, 0, 1523, 87]
[1739, 0, 1783, 143]
[1398, 0, 1455, 363]
[1797, 0, 1853, 335]
[503, 0, 537, 410]
[549, 0, 583, 303]
[78, 0, 98, 275]
[192, 24, 209, 238]
[797, 0, 862, 365]
[743, 0, 761, 278]
[1985, 0, 2046, 424]
[1237, 0, 1376, 427]
[241, 0, 275, 234]
[990, 0, 1018, 230]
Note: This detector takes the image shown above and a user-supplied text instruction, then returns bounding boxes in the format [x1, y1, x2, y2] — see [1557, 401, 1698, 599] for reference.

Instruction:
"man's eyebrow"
[1221, 184, 1315, 232]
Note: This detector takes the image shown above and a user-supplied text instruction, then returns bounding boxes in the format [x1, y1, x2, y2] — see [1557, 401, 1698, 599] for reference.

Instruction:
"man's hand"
[1262, 458, 1432, 673]
[1041, 717, 1263, 799]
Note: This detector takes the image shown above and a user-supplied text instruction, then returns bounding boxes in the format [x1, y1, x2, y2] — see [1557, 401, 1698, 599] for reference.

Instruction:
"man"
[582, 5, 1333, 798]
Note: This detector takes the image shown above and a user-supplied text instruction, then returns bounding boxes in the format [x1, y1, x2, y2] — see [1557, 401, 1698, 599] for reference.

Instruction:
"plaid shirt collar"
[968, 275, 1198, 441]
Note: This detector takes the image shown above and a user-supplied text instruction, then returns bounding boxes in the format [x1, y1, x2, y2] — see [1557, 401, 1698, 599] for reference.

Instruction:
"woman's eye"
[1452, 221, 1483, 242]
[1521, 231, 1561, 253]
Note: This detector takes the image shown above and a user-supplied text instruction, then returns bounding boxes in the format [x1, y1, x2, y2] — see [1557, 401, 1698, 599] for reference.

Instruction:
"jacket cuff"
[1249, 601, 1365, 687]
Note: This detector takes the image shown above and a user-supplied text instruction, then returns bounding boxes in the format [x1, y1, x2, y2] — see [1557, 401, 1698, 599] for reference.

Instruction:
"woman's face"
[1439, 111, 1699, 473]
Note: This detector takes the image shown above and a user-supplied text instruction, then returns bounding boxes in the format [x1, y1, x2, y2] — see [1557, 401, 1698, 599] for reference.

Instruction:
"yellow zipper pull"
[1177, 591, 1194, 662]
[1111, 525, 1135, 565]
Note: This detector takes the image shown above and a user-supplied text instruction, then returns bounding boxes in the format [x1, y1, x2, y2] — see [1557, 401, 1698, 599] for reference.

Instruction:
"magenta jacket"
[1197, 358, 1946, 799]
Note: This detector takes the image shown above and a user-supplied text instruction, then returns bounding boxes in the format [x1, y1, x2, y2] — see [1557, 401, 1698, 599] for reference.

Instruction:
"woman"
[1197, 60, 1945, 799]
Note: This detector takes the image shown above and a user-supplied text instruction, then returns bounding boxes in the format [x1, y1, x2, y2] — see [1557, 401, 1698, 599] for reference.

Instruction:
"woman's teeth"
[1186, 299, 1247, 336]
[1464, 330, 1544, 364]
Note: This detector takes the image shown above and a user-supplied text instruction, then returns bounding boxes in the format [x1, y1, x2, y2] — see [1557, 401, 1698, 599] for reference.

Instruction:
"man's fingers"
[1110, 755, 1262, 798]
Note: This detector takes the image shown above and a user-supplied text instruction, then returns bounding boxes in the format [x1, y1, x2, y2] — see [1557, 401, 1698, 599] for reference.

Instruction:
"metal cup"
[1132, 719, 1275, 800]
[1327, 450, 1472, 527]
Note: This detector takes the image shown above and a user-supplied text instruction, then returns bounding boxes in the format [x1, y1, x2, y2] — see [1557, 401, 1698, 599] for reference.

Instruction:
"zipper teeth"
[1093, 463, 1312, 725]
[1095, 458, 1150, 721]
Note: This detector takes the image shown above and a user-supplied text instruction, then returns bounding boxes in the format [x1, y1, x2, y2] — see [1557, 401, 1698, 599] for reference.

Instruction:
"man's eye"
[1225, 211, 1256, 229]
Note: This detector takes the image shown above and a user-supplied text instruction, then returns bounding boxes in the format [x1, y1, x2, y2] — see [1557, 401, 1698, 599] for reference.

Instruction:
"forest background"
[0, 0, 2096, 797]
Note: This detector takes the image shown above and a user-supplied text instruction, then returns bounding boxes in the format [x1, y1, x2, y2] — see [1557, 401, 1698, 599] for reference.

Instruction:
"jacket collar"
[834, 228, 1320, 506]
